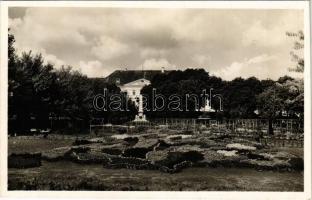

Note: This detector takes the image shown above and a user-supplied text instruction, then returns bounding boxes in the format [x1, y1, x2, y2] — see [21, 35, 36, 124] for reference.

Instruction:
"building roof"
[121, 78, 151, 87]
[104, 70, 171, 85]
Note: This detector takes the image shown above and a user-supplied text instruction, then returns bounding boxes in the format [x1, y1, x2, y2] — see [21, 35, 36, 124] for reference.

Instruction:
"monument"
[198, 90, 218, 123]
[133, 95, 148, 122]
[200, 98, 215, 112]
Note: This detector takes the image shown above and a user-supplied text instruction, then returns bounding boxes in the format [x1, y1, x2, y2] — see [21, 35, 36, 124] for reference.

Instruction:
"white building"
[104, 69, 170, 122]
[119, 78, 150, 122]
[119, 78, 150, 105]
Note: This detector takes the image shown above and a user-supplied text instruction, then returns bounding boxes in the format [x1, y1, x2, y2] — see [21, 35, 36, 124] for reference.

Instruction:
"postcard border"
[0, 1, 311, 199]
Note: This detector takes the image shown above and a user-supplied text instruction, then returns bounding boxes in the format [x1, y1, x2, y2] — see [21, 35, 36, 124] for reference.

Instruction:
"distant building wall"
[119, 78, 150, 105]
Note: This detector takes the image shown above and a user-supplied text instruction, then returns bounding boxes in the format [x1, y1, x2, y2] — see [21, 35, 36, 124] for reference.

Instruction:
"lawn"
[7, 135, 304, 191]
[8, 135, 75, 154]
[8, 161, 303, 191]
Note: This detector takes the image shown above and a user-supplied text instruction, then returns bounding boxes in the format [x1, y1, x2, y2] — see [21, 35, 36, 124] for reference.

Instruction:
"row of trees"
[8, 32, 136, 134]
[141, 70, 303, 119]
[8, 31, 304, 134]
[140, 70, 303, 135]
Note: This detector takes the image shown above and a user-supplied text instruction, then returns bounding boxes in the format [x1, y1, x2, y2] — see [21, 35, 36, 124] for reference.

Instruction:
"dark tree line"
[141, 70, 303, 135]
[8, 32, 136, 134]
[141, 70, 277, 119]
[8, 31, 304, 135]
[141, 69, 224, 118]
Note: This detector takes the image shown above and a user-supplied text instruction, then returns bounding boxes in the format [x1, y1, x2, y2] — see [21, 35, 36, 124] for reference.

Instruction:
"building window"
[133, 90, 136, 96]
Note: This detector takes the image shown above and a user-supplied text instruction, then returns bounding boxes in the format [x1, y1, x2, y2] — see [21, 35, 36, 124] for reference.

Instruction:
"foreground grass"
[8, 161, 303, 191]
[8, 135, 76, 154]
[8, 136, 304, 191]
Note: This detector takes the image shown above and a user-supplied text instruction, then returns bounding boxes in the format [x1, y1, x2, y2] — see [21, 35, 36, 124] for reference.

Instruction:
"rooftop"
[104, 70, 172, 85]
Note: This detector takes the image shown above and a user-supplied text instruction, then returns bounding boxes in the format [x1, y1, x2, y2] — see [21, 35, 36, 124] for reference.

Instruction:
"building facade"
[119, 78, 150, 105]
[119, 78, 150, 122]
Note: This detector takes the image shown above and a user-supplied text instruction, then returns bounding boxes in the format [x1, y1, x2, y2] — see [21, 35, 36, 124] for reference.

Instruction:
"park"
[7, 8, 305, 191]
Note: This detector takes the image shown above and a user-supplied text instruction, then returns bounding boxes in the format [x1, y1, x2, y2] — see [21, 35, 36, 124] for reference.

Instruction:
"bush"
[8, 153, 41, 168]
[288, 157, 304, 171]
[123, 137, 139, 146]
[137, 126, 147, 133]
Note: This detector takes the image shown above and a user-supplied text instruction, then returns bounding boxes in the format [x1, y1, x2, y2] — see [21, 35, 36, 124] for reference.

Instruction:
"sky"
[9, 7, 304, 80]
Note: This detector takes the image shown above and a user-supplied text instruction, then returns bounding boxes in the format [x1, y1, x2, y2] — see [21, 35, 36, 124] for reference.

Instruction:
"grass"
[8, 136, 75, 154]
[7, 135, 304, 191]
[8, 161, 303, 191]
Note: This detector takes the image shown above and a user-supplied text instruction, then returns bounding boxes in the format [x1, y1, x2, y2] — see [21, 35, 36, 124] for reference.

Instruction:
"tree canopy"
[8, 32, 136, 134]
[8, 31, 304, 134]
[286, 30, 304, 73]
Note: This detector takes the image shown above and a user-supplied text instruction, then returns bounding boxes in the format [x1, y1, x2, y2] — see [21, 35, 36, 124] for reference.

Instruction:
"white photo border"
[0, 1, 310, 200]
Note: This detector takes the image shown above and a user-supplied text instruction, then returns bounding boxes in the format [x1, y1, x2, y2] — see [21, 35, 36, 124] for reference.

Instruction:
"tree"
[8, 31, 130, 133]
[141, 69, 212, 118]
[278, 78, 304, 119]
[222, 77, 262, 118]
[286, 30, 304, 73]
[8, 50, 56, 133]
[256, 84, 287, 135]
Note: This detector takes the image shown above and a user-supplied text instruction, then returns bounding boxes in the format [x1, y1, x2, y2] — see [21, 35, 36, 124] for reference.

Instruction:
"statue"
[133, 95, 148, 122]
[200, 98, 215, 112]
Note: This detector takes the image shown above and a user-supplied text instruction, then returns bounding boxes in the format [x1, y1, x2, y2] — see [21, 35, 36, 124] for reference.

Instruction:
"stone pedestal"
[133, 113, 148, 122]
[133, 94, 148, 122]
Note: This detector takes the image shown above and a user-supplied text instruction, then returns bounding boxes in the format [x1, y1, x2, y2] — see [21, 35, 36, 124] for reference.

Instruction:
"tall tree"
[222, 77, 262, 118]
[256, 84, 287, 134]
[286, 30, 304, 73]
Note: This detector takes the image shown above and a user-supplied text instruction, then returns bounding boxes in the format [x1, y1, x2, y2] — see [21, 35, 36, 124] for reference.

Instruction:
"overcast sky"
[9, 7, 303, 80]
